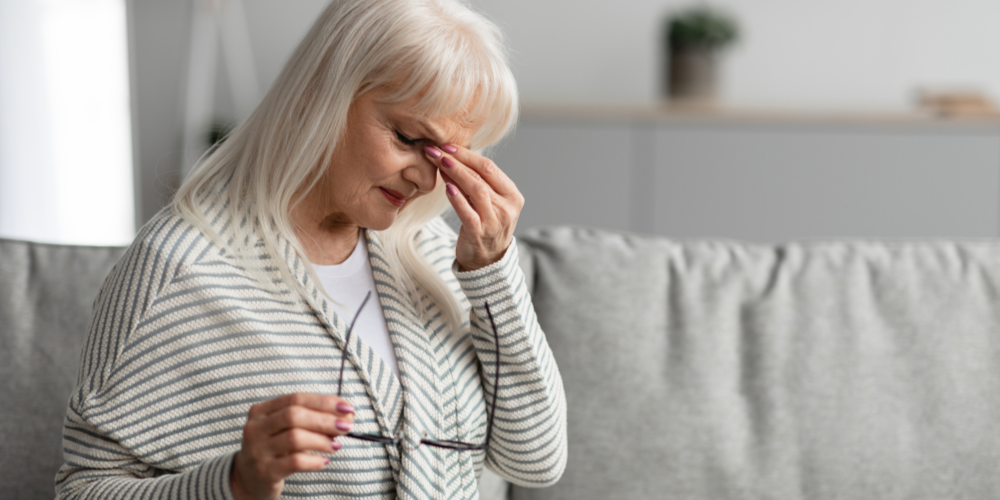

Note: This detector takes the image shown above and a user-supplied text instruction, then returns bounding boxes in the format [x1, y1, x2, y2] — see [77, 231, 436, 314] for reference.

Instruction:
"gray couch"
[4, 227, 1000, 499]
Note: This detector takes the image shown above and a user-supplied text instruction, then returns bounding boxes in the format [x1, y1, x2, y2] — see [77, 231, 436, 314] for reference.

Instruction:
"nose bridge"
[406, 153, 439, 192]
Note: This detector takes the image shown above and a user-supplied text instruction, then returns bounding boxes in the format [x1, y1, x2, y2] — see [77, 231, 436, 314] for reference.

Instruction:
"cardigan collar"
[297, 229, 449, 496]
[285, 227, 448, 492]
[201, 187, 449, 496]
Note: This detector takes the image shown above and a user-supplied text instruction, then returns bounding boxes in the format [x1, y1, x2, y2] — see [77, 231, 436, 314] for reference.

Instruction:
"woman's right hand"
[230, 393, 355, 500]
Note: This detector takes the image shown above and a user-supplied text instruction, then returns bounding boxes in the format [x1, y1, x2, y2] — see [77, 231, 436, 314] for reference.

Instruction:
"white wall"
[129, 0, 1000, 223]
[237, 0, 1000, 109]
[723, 0, 1000, 109]
[471, 0, 1000, 108]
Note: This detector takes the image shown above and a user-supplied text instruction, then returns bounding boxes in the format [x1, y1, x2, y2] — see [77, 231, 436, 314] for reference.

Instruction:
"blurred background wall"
[4, 0, 1000, 244]
[0, 0, 134, 245]
[128, 0, 1000, 244]
[482, 0, 1000, 108]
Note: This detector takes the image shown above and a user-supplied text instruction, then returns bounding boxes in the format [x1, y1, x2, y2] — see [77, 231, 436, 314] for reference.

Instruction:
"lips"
[379, 187, 407, 207]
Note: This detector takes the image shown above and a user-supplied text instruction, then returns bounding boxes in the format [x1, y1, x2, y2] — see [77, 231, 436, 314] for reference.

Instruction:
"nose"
[403, 151, 439, 194]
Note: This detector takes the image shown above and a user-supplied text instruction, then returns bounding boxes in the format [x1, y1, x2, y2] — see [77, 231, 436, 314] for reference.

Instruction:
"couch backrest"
[0, 238, 125, 499]
[9, 227, 1000, 500]
[513, 227, 1000, 500]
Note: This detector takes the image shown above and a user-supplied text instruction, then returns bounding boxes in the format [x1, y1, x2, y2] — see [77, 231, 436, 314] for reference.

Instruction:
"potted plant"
[663, 5, 739, 102]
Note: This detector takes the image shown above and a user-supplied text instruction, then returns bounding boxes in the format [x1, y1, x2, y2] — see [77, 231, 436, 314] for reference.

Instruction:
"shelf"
[518, 102, 1000, 129]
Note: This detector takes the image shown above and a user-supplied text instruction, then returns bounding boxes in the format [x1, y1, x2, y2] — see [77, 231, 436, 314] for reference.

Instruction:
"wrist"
[456, 251, 505, 273]
[230, 455, 249, 500]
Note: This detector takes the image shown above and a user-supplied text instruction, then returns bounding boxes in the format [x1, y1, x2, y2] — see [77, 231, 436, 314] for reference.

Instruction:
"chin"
[363, 212, 398, 232]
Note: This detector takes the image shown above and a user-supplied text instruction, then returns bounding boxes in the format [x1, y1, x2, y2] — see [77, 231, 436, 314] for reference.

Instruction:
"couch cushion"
[0, 238, 124, 499]
[514, 227, 1000, 500]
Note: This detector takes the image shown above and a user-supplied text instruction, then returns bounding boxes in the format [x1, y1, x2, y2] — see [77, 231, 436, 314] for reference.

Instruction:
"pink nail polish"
[441, 157, 455, 169]
[324, 457, 330, 465]
[336, 420, 352, 431]
[336, 402, 355, 414]
[441, 144, 458, 154]
[331, 440, 342, 450]
[424, 145, 442, 158]
[446, 183, 458, 196]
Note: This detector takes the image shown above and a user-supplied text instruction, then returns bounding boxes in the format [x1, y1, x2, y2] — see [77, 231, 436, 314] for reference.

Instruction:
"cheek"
[362, 145, 404, 176]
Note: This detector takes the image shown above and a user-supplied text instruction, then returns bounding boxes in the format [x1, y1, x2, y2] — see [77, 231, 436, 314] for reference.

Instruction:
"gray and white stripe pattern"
[56, 190, 567, 500]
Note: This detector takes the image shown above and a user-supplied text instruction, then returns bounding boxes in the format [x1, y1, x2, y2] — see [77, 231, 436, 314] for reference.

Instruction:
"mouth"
[379, 187, 407, 207]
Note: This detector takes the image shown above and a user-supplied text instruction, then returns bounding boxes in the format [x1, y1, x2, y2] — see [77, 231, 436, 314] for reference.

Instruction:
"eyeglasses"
[336, 291, 499, 451]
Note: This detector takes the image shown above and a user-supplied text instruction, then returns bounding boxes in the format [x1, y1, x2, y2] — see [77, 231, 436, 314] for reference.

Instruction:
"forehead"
[374, 88, 486, 148]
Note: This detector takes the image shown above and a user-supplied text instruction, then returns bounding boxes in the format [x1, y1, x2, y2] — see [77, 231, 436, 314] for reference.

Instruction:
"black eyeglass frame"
[335, 291, 500, 451]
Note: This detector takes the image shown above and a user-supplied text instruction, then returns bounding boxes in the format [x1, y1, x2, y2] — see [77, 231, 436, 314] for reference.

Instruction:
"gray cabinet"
[491, 109, 1000, 242]
[487, 122, 634, 231]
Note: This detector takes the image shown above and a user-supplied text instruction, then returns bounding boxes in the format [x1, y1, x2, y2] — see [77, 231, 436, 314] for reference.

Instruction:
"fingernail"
[441, 144, 458, 154]
[446, 183, 458, 196]
[424, 145, 442, 158]
[336, 420, 352, 431]
[331, 440, 342, 451]
[441, 156, 455, 169]
[324, 457, 330, 465]
[336, 402, 355, 414]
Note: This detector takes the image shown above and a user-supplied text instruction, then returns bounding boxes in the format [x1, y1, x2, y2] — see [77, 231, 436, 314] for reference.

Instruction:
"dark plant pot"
[667, 47, 718, 102]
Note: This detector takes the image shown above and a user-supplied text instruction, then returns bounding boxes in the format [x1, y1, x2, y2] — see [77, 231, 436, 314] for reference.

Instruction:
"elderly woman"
[54, 0, 567, 498]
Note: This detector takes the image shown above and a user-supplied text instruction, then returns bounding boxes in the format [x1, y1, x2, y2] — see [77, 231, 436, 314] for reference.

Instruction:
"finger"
[249, 393, 355, 420]
[446, 180, 519, 232]
[432, 152, 483, 192]
[440, 144, 518, 197]
[427, 146, 488, 199]
[428, 146, 486, 184]
[439, 170, 470, 206]
[267, 427, 340, 457]
[445, 182, 481, 232]
[432, 148, 523, 231]
[257, 404, 353, 438]
[439, 156, 497, 227]
[269, 452, 330, 479]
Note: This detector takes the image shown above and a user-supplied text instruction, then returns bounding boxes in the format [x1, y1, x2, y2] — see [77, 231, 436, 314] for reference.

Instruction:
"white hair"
[172, 0, 518, 331]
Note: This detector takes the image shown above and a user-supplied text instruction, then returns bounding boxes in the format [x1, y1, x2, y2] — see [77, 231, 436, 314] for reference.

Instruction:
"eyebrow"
[416, 120, 444, 143]
[411, 117, 471, 149]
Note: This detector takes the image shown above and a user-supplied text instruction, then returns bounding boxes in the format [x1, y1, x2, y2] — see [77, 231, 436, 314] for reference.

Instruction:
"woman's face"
[304, 89, 481, 233]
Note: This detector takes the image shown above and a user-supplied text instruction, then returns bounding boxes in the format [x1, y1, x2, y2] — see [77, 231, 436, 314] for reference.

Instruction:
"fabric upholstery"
[0, 231, 528, 500]
[513, 226, 1000, 500]
[0, 238, 125, 499]
[9, 224, 1000, 500]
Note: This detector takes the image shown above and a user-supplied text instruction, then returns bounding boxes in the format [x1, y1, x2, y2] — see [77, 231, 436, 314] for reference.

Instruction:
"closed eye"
[394, 130, 420, 146]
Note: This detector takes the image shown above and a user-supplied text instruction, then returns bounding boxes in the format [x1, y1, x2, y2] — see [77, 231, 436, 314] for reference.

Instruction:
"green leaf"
[666, 5, 739, 51]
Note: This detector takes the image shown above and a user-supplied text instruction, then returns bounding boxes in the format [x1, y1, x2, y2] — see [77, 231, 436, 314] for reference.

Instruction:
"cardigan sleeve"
[54, 218, 238, 500]
[55, 408, 236, 500]
[453, 240, 568, 487]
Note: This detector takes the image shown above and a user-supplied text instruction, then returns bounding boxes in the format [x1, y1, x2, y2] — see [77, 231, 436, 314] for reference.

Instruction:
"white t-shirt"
[313, 233, 399, 378]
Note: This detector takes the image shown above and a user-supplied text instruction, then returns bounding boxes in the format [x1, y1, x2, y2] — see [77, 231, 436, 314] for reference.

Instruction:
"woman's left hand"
[425, 144, 524, 271]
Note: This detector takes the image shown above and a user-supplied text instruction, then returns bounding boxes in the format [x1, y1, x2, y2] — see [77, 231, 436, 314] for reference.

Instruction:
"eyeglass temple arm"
[483, 301, 500, 450]
[419, 437, 487, 451]
[337, 291, 372, 397]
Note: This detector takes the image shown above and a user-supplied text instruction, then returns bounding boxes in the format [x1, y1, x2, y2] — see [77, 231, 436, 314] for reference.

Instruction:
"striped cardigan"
[55, 195, 567, 499]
